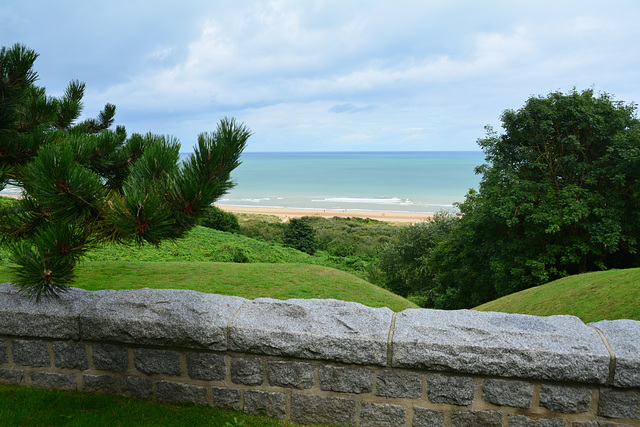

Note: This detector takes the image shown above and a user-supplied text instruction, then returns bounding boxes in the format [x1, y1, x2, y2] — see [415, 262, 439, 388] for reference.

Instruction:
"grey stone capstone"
[229, 298, 393, 365]
[590, 319, 640, 387]
[0, 283, 114, 339]
[80, 288, 246, 350]
[392, 309, 610, 383]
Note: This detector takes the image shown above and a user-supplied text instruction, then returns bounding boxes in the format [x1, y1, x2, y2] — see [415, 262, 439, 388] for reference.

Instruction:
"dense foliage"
[0, 44, 251, 299]
[378, 214, 458, 305]
[199, 205, 240, 233]
[282, 218, 318, 255]
[427, 89, 640, 308]
[236, 215, 399, 281]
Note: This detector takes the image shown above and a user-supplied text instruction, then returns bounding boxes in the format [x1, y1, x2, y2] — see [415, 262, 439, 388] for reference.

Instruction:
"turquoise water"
[218, 151, 484, 213]
[0, 151, 486, 213]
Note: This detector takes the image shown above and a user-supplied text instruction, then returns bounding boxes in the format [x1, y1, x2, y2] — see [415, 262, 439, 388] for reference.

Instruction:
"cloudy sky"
[3, 1, 639, 152]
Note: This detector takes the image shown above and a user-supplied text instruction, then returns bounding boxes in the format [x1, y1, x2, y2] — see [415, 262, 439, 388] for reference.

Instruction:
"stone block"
[376, 369, 422, 398]
[267, 360, 313, 389]
[91, 344, 128, 372]
[590, 319, 640, 387]
[290, 393, 356, 426]
[412, 407, 445, 427]
[508, 415, 567, 426]
[393, 309, 609, 383]
[360, 402, 406, 427]
[0, 369, 25, 385]
[80, 288, 246, 350]
[186, 352, 225, 381]
[451, 410, 503, 426]
[12, 340, 50, 367]
[212, 386, 241, 410]
[426, 373, 474, 406]
[539, 384, 591, 413]
[230, 356, 262, 385]
[598, 388, 640, 420]
[30, 371, 76, 390]
[243, 390, 286, 420]
[0, 283, 114, 339]
[156, 380, 207, 405]
[483, 378, 533, 408]
[82, 374, 117, 394]
[121, 376, 153, 400]
[0, 340, 7, 364]
[229, 298, 393, 365]
[53, 341, 88, 370]
[134, 348, 181, 376]
[318, 364, 373, 394]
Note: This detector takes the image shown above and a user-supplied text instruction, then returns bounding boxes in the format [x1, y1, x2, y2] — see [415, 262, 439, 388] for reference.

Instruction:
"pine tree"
[0, 44, 251, 300]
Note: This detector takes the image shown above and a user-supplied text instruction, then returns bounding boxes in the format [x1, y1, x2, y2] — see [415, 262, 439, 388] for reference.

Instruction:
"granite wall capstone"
[0, 282, 639, 426]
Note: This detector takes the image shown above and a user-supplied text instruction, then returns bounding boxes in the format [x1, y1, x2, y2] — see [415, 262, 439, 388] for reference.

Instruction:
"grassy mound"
[69, 261, 415, 312]
[474, 268, 640, 323]
[0, 226, 417, 312]
[84, 226, 315, 264]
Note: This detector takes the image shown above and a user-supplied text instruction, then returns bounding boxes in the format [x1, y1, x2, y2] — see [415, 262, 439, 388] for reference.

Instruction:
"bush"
[199, 206, 240, 233]
[283, 218, 318, 255]
[378, 214, 458, 304]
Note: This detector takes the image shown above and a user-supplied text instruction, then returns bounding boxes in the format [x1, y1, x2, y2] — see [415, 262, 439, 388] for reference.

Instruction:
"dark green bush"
[283, 218, 318, 255]
[378, 214, 458, 304]
[199, 206, 240, 233]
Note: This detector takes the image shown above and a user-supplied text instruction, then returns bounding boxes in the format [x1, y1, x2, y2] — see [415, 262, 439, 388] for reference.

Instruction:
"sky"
[3, 0, 640, 152]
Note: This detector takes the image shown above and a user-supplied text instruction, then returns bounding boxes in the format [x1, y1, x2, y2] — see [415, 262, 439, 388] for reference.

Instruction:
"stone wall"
[0, 283, 638, 426]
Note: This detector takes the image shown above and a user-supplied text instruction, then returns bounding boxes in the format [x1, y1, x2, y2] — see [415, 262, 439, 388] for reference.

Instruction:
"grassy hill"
[0, 226, 418, 312]
[474, 268, 640, 323]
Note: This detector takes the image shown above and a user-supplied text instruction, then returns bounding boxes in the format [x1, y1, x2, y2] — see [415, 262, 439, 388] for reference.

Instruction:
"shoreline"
[0, 193, 435, 223]
[217, 205, 434, 223]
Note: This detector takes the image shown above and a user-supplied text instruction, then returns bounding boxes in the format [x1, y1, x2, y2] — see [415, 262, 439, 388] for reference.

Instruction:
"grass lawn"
[38, 260, 416, 312]
[0, 225, 418, 312]
[0, 384, 327, 426]
[474, 268, 640, 323]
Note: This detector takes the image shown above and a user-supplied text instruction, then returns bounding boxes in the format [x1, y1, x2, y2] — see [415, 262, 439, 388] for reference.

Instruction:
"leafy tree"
[428, 89, 640, 308]
[378, 214, 458, 305]
[283, 218, 318, 255]
[0, 43, 252, 300]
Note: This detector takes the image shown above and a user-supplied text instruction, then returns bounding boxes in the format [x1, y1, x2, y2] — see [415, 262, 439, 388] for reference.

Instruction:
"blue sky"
[3, 0, 640, 152]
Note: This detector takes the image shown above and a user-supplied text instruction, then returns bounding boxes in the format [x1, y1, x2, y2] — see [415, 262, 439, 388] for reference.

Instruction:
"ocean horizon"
[0, 151, 486, 214]
[216, 151, 484, 214]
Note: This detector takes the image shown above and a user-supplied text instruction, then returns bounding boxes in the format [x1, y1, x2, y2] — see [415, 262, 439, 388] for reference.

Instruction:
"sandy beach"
[217, 205, 434, 223]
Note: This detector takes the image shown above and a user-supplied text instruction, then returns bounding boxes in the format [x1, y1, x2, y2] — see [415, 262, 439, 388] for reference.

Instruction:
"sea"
[217, 151, 485, 214]
[0, 151, 486, 214]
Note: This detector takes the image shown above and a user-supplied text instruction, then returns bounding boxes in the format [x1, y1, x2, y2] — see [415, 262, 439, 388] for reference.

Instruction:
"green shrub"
[0, 196, 19, 209]
[239, 222, 285, 242]
[283, 218, 318, 255]
[378, 213, 458, 304]
[199, 206, 240, 233]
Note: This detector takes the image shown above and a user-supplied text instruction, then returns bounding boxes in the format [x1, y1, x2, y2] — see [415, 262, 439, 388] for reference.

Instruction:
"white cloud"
[4, 0, 640, 151]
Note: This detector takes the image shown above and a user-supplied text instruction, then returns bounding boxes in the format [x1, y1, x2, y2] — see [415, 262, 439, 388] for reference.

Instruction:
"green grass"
[56, 261, 414, 311]
[84, 226, 315, 264]
[0, 384, 323, 426]
[474, 268, 640, 323]
[0, 226, 418, 312]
